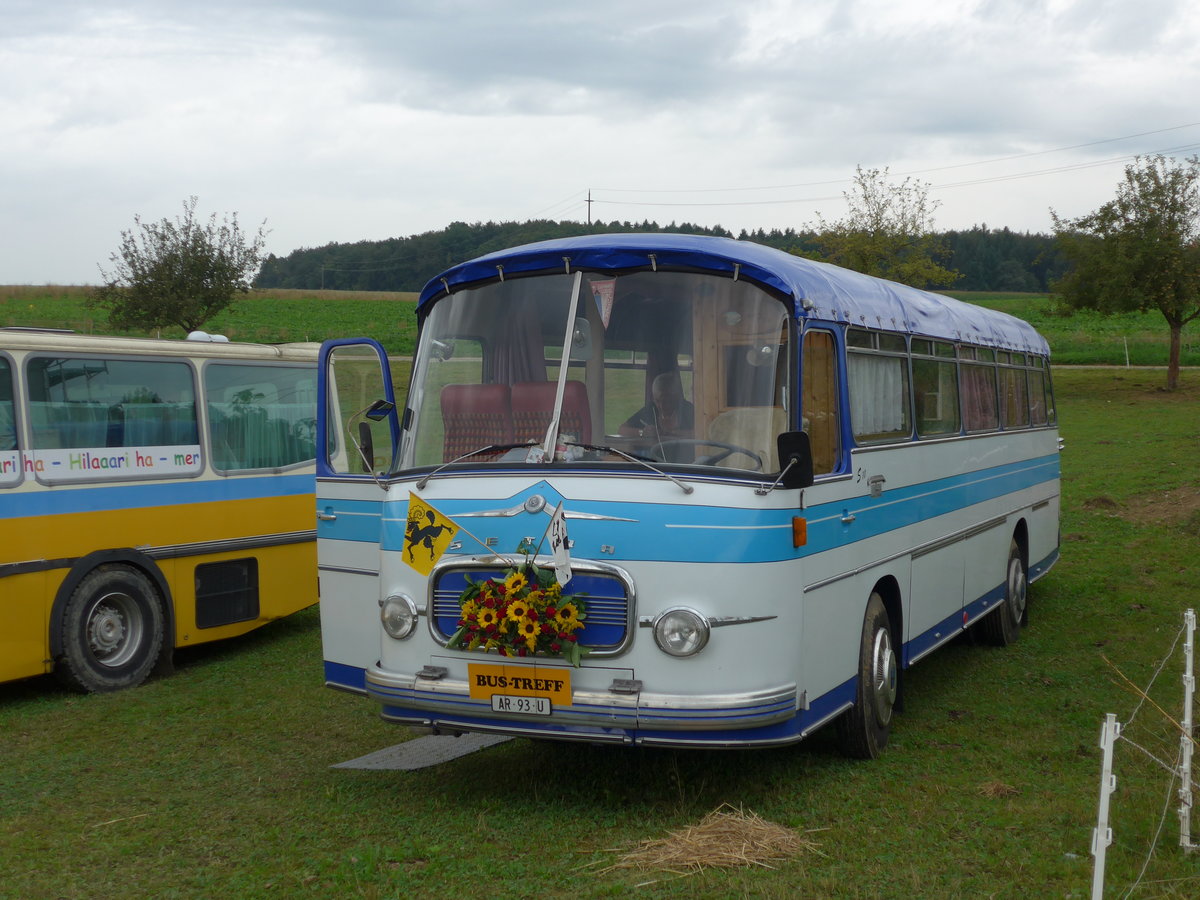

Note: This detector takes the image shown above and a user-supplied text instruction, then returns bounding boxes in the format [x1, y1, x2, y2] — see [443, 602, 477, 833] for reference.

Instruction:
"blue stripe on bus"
[316, 454, 1059, 565]
[0, 473, 315, 519]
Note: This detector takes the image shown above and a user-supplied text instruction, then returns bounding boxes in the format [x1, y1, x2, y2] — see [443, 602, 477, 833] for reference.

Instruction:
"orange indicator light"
[792, 517, 808, 548]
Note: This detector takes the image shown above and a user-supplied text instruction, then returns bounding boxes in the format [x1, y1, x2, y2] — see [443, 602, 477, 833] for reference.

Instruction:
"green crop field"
[2, 368, 1199, 898]
[2, 285, 1197, 370]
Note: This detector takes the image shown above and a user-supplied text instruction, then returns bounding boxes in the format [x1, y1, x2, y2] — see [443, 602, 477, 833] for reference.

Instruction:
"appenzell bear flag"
[404, 493, 459, 576]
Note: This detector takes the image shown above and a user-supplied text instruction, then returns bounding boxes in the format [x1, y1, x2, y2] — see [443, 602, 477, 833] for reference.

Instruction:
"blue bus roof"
[417, 233, 1049, 356]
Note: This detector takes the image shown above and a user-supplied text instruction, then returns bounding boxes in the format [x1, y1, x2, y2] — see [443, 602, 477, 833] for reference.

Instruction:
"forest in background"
[254, 220, 1067, 295]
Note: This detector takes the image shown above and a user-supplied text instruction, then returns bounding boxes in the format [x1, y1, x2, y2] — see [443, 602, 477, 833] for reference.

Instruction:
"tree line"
[252, 220, 1070, 295]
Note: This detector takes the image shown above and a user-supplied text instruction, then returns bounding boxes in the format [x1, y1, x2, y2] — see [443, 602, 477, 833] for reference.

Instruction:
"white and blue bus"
[316, 234, 1059, 757]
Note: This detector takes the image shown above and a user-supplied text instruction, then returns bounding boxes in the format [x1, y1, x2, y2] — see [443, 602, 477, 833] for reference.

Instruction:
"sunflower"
[504, 570, 529, 594]
[476, 607, 499, 629]
[505, 598, 530, 622]
[554, 602, 581, 630]
[517, 617, 540, 651]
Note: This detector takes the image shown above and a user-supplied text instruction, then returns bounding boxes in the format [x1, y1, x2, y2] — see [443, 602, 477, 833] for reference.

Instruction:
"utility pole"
[586, 189, 592, 225]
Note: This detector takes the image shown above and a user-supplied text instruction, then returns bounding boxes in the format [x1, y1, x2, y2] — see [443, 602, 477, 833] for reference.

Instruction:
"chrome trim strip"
[145, 529, 316, 560]
[317, 565, 379, 577]
[803, 496, 1054, 594]
[638, 614, 778, 628]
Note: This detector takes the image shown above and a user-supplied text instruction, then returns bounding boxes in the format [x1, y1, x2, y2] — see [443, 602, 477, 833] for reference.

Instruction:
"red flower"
[527, 609, 539, 622]
[518, 647, 528, 657]
[566, 634, 577, 643]
[483, 597, 496, 609]
[545, 606, 557, 618]
[550, 642, 561, 653]
[541, 623, 554, 634]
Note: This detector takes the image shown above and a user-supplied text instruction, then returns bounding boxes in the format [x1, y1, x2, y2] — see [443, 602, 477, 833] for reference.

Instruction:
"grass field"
[2, 368, 1199, 898]
[2, 286, 1197, 371]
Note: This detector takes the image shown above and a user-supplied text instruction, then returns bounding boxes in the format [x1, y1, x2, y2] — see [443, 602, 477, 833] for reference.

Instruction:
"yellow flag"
[404, 492, 459, 575]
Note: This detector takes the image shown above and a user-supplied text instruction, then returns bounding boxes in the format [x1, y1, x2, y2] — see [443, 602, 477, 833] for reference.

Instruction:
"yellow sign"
[403, 492, 459, 575]
[467, 663, 573, 706]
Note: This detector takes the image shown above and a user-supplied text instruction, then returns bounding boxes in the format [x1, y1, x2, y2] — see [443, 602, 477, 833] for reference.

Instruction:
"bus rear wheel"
[837, 592, 897, 759]
[981, 539, 1027, 647]
[55, 565, 165, 693]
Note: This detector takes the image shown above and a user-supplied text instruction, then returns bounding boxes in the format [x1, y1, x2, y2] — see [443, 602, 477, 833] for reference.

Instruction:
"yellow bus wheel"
[55, 565, 165, 693]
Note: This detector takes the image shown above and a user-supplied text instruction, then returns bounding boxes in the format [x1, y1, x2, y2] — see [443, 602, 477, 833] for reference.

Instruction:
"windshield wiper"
[415, 441, 538, 490]
[565, 442, 694, 495]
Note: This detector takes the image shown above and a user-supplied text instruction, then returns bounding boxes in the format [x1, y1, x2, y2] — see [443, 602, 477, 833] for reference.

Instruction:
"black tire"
[837, 592, 898, 759]
[55, 565, 165, 693]
[980, 538, 1027, 647]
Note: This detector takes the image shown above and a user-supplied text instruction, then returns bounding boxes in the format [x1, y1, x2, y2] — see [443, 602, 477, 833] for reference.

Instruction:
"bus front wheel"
[981, 539, 1027, 647]
[55, 565, 165, 693]
[837, 592, 897, 759]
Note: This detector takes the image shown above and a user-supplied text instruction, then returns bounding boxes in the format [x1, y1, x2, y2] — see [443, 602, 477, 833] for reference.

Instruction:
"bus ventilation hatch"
[195, 558, 261, 628]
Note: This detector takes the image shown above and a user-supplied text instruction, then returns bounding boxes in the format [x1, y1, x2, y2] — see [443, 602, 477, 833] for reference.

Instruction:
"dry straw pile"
[596, 803, 822, 880]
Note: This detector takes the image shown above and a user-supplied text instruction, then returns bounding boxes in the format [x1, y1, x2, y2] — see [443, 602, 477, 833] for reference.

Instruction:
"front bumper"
[364, 662, 800, 748]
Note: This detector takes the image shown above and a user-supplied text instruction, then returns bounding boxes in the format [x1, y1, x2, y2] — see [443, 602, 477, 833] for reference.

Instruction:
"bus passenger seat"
[511, 381, 592, 445]
[440, 384, 515, 462]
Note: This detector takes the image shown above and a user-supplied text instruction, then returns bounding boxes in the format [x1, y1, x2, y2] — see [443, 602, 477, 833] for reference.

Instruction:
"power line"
[590, 121, 1200, 196]
[586, 138, 1200, 211]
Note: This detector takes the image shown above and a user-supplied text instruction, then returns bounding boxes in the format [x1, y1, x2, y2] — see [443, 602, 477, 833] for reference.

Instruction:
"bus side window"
[801, 329, 840, 475]
[0, 357, 19, 488]
[0, 357, 15, 451]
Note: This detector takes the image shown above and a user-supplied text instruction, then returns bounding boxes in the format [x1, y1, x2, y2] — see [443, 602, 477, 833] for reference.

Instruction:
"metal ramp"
[332, 733, 512, 771]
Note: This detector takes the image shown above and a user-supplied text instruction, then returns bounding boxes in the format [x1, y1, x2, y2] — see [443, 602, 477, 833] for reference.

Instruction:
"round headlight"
[652, 607, 710, 657]
[380, 594, 418, 640]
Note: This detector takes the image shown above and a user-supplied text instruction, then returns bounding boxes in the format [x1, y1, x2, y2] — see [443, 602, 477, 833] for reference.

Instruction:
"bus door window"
[801, 328, 841, 475]
[326, 344, 400, 475]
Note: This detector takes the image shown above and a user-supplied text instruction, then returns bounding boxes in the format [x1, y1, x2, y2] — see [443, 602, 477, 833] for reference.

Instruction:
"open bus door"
[316, 339, 401, 692]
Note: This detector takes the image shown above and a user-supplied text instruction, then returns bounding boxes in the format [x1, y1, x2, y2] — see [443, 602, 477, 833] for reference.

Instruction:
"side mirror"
[776, 431, 814, 489]
[364, 399, 395, 421]
[569, 317, 592, 361]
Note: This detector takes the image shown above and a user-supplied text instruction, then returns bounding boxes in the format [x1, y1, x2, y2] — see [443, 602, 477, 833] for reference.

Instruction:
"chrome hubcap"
[870, 626, 898, 727]
[1008, 555, 1028, 622]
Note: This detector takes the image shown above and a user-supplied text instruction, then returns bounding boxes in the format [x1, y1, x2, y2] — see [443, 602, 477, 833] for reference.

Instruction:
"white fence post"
[1093, 713, 1121, 900]
[1180, 609, 1196, 850]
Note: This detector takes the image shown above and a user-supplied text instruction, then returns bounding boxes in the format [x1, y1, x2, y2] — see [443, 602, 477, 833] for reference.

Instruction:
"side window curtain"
[800, 329, 841, 475]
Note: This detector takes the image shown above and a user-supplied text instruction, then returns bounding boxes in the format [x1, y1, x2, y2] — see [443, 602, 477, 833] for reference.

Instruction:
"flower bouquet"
[446, 557, 588, 666]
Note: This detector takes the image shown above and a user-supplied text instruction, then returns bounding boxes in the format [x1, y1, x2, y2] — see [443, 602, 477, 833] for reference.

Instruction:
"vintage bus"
[0, 330, 320, 692]
[317, 234, 1060, 756]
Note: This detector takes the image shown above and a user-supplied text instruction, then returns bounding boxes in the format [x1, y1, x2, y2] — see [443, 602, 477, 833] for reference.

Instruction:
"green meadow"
[1, 287, 1199, 897]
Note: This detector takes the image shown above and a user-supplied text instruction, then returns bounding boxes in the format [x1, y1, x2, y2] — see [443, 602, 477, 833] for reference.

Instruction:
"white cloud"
[2, 0, 1199, 283]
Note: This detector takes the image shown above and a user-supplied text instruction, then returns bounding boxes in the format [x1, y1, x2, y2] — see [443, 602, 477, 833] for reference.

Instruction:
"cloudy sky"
[3, 0, 1199, 285]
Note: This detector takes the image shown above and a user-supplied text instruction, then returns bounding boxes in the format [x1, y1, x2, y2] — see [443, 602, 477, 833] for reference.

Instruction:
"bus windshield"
[401, 270, 791, 475]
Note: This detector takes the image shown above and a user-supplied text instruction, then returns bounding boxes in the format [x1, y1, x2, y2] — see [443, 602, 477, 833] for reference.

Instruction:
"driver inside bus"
[619, 371, 695, 442]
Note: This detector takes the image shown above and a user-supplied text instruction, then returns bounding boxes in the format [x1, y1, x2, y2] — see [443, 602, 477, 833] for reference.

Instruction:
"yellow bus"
[0, 329, 320, 692]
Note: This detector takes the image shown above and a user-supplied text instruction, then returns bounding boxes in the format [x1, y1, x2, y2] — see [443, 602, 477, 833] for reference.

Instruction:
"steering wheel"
[650, 439, 763, 471]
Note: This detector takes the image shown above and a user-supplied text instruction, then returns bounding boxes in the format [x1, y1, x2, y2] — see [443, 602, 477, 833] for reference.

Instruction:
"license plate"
[490, 694, 552, 716]
[467, 663, 572, 707]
